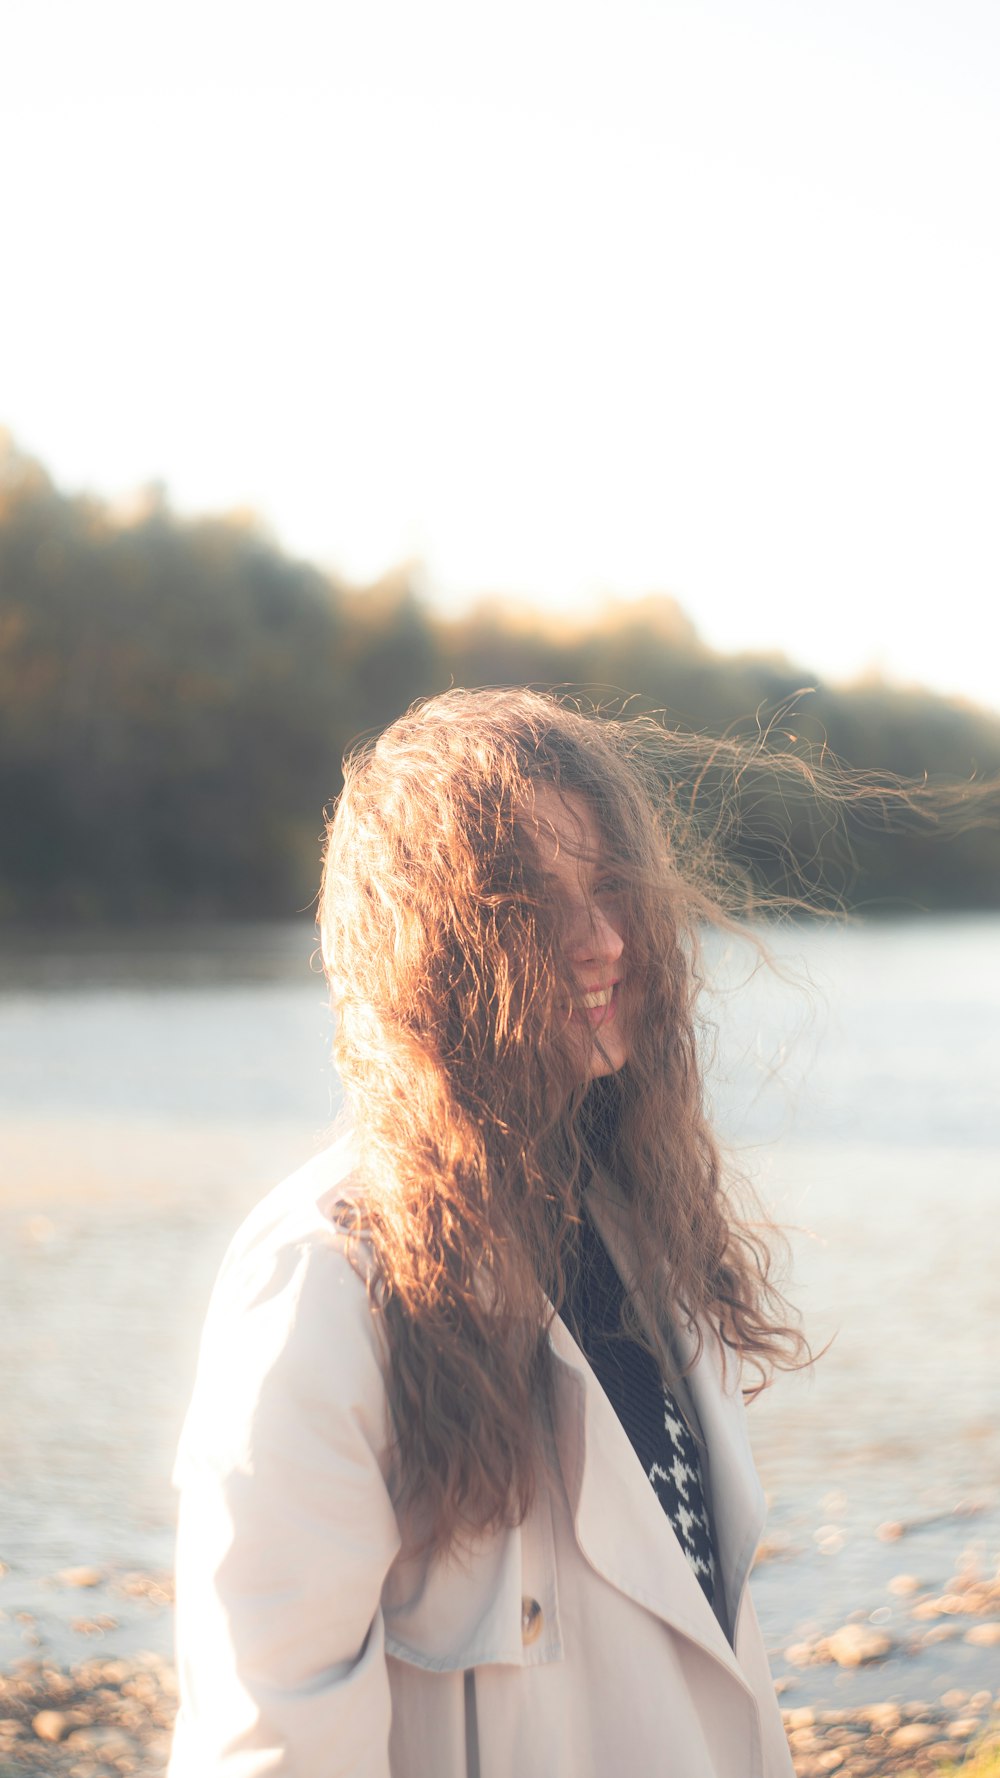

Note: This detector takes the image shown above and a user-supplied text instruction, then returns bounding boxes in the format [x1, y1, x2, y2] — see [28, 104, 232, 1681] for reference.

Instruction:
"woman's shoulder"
[206, 1126, 378, 1349]
[176, 1131, 390, 1484]
[218, 1124, 365, 1263]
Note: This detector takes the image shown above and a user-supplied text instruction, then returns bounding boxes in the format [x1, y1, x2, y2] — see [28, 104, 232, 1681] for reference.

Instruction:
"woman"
[169, 688, 806, 1777]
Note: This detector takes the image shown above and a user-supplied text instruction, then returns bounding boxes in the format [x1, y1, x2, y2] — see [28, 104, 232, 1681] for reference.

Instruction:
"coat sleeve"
[168, 1224, 402, 1778]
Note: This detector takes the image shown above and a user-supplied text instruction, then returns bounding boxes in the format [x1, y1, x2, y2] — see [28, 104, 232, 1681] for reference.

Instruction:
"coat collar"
[545, 1187, 766, 1692]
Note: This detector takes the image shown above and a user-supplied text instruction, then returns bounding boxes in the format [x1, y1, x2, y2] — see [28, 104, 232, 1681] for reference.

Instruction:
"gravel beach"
[0, 1548, 998, 1776]
[2, 1543, 997, 1778]
[0, 1653, 997, 1777]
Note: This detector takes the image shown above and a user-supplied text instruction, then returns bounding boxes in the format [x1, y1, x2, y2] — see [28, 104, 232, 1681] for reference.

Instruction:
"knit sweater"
[559, 1211, 717, 1606]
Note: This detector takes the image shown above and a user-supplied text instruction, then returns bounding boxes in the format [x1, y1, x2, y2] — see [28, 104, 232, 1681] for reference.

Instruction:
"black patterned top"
[560, 1211, 717, 1606]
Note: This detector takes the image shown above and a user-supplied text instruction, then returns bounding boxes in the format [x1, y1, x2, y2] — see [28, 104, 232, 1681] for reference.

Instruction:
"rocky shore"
[780, 1695, 999, 1775]
[0, 1657, 995, 1778]
[769, 1539, 1000, 1772]
[0, 1653, 175, 1776]
[0, 1550, 996, 1776]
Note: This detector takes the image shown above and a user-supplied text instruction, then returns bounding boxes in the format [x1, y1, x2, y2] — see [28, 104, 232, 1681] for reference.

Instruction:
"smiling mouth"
[573, 982, 620, 1026]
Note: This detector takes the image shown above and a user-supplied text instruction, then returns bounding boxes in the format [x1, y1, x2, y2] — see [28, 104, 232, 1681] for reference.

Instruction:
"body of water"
[1, 916, 998, 1709]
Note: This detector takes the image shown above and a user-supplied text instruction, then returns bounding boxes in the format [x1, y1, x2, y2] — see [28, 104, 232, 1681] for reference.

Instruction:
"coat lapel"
[666, 1299, 768, 1638]
[545, 1189, 766, 1693]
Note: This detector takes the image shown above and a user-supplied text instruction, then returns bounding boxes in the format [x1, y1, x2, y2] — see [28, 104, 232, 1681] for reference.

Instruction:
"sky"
[3, 0, 999, 712]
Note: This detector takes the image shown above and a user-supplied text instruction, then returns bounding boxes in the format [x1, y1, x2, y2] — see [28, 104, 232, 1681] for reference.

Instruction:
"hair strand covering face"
[320, 687, 817, 1555]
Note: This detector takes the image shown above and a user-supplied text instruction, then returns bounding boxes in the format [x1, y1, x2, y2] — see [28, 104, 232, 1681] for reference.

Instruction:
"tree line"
[1, 432, 997, 922]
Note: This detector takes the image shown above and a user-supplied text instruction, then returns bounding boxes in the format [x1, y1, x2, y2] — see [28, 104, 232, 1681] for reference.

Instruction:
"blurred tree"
[1, 433, 997, 921]
[0, 438, 350, 917]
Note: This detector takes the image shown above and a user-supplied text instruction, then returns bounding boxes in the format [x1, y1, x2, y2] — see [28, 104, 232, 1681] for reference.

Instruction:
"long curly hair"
[319, 687, 811, 1553]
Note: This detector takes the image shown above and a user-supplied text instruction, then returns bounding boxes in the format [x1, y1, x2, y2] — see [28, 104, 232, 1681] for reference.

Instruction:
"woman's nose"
[566, 902, 625, 965]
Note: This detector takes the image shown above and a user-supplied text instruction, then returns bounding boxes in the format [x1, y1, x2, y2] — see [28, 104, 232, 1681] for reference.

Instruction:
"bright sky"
[3, 0, 999, 711]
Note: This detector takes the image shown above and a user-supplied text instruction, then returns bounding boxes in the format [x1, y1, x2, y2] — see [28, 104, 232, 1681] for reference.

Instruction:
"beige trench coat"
[169, 1137, 794, 1778]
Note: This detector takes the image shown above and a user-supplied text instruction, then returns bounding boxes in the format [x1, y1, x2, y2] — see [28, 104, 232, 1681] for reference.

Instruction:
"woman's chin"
[585, 1036, 629, 1080]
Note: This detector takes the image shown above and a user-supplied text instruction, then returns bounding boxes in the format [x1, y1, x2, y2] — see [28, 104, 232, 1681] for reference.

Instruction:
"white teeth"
[580, 987, 613, 1009]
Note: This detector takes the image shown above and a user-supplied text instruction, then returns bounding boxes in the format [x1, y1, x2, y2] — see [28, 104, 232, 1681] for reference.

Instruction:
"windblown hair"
[320, 687, 816, 1553]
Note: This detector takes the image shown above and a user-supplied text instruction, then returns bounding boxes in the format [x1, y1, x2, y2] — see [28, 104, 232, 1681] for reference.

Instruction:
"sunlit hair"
[320, 687, 818, 1553]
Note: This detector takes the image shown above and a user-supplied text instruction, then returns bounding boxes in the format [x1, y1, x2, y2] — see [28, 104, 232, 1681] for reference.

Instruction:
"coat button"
[521, 1597, 543, 1645]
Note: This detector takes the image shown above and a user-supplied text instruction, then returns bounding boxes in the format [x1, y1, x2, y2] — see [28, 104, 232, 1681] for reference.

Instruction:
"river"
[1, 915, 997, 1709]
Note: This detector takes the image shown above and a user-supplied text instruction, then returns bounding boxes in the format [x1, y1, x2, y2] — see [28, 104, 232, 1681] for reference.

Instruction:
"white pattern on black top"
[559, 1212, 717, 1605]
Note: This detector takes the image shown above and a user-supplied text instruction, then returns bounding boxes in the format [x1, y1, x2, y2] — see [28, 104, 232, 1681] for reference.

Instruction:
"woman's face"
[528, 784, 629, 1081]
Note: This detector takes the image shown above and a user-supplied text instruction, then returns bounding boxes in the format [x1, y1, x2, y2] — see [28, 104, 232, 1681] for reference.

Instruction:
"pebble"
[55, 1568, 102, 1590]
[887, 1722, 936, 1751]
[114, 1571, 174, 1604]
[65, 1726, 134, 1757]
[863, 1703, 901, 1733]
[946, 1716, 981, 1738]
[887, 1574, 921, 1596]
[63, 1728, 100, 1750]
[31, 1709, 69, 1741]
[789, 1726, 819, 1751]
[785, 1640, 818, 1666]
[826, 1624, 892, 1667]
[965, 1620, 1000, 1645]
